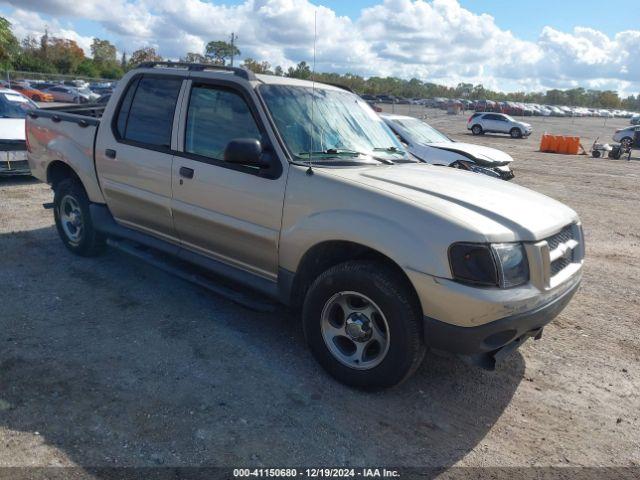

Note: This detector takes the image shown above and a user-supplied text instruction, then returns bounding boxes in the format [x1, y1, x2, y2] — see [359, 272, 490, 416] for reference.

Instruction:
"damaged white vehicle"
[0, 88, 34, 176]
[381, 114, 514, 180]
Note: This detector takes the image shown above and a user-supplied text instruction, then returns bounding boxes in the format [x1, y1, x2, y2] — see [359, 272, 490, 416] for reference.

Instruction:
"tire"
[303, 260, 426, 389]
[510, 127, 523, 139]
[53, 178, 105, 257]
[592, 150, 601, 158]
[471, 124, 483, 135]
[620, 137, 632, 149]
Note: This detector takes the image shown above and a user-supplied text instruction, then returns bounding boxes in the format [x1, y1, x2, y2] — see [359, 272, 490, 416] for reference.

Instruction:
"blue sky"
[2, 0, 639, 95]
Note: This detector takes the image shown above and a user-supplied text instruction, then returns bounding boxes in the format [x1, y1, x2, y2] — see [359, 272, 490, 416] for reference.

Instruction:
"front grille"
[546, 225, 573, 251]
[543, 224, 580, 281]
[550, 257, 571, 276]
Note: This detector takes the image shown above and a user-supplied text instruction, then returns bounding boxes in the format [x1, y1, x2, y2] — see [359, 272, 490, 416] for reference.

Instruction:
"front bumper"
[423, 276, 580, 363]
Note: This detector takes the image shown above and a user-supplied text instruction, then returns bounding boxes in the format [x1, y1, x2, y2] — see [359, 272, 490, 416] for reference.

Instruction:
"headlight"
[449, 242, 529, 288]
[492, 243, 529, 287]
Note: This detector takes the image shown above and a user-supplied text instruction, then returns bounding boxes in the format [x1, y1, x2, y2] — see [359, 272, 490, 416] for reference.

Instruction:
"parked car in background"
[376, 94, 395, 104]
[6, 83, 54, 102]
[474, 99, 497, 112]
[382, 114, 514, 180]
[96, 94, 111, 105]
[467, 112, 532, 138]
[613, 125, 640, 148]
[630, 114, 640, 125]
[43, 85, 87, 103]
[0, 88, 35, 176]
[77, 87, 100, 102]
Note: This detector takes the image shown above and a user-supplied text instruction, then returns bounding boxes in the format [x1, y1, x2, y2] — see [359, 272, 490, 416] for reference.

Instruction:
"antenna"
[306, 9, 317, 176]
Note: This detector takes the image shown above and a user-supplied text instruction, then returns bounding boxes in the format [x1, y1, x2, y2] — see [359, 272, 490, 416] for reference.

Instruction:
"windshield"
[503, 114, 516, 122]
[259, 84, 410, 164]
[391, 117, 450, 144]
[1, 93, 37, 118]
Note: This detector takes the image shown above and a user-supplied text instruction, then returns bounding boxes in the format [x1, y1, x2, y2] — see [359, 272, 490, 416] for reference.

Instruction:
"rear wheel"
[303, 261, 426, 389]
[620, 137, 632, 149]
[53, 178, 105, 256]
[471, 124, 483, 135]
[592, 150, 601, 158]
[510, 127, 523, 139]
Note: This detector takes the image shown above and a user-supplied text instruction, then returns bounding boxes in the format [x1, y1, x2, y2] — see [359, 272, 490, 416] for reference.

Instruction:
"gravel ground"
[0, 109, 638, 475]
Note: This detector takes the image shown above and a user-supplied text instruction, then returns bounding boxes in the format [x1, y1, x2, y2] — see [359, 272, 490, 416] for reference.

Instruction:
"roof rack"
[135, 61, 256, 81]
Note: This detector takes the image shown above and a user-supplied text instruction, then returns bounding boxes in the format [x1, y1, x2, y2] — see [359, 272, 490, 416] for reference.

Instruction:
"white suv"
[467, 112, 532, 138]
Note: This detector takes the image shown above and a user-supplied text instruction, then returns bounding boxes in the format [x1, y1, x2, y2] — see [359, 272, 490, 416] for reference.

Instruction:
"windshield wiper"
[298, 149, 394, 164]
[372, 146, 405, 154]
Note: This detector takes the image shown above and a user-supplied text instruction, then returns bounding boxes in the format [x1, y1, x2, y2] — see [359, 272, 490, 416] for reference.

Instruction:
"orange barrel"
[569, 136, 580, 154]
[540, 134, 550, 151]
[559, 136, 570, 154]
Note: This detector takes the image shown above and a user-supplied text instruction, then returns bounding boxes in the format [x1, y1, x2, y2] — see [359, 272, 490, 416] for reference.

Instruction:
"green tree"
[205, 40, 239, 65]
[0, 17, 19, 67]
[47, 37, 85, 73]
[91, 38, 117, 64]
[76, 58, 100, 77]
[181, 52, 207, 63]
[286, 61, 311, 79]
[242, 57, 270, 74]
[129, 47, 162, 66]
[274, 65, 284, 76]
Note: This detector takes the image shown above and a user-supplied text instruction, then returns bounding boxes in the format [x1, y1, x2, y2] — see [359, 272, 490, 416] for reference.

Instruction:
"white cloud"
[2, 0, 639, 95]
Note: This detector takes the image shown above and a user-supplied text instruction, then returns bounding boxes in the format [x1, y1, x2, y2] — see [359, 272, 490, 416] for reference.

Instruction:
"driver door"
[171, 80, 286, 281]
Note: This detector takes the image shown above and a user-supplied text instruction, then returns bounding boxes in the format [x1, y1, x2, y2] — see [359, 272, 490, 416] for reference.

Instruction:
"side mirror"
[224, 138, 270, 168]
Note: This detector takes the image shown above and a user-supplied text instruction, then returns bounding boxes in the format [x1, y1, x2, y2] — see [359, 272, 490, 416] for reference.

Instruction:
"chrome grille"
[544, 224, 580, 281]
[550, 257, 571, 276]
[546, 226, 573, 251]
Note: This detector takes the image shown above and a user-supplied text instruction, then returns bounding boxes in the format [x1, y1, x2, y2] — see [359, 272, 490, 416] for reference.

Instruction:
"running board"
[106, 238, 277, 313]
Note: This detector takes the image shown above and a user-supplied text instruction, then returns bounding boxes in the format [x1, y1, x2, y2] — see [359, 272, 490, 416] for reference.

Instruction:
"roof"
[254, 74, 346, 91]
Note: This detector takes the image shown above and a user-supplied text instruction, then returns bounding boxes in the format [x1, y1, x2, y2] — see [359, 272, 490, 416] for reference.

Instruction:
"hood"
[518, 121, 532, 128]
[427, 142, 514, 165]
[325, 163, 577, 242]
[0, 118, 25, 141]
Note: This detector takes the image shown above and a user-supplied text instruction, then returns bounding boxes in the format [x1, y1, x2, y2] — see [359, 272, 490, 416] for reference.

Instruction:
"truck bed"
[26, 104, 106, 203]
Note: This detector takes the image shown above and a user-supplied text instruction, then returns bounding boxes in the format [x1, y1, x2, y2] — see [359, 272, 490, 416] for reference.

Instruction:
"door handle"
[105, 149, 116, 159]
[179, 166, 194, 179]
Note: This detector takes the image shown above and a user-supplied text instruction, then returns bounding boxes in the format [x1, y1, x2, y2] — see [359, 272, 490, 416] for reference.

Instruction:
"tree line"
[0, 17, 638, 110]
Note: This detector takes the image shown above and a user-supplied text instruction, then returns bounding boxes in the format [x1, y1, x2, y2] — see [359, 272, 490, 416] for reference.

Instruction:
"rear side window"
[116, 76, 182, 148]
[184, 85, 260, 160]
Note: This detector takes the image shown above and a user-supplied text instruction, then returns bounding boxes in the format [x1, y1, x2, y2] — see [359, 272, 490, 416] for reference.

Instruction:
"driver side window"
[185, 85, 261, 161]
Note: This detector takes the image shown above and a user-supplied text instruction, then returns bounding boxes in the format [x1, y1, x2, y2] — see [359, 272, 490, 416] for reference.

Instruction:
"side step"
[106, 238, 277, 313]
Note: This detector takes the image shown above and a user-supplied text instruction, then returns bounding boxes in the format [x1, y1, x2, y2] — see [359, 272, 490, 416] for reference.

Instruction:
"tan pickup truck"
[26, 62, 584, 388]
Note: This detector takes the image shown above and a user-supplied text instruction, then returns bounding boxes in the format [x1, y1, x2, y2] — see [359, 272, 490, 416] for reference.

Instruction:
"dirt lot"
[1, 109, 639, 475]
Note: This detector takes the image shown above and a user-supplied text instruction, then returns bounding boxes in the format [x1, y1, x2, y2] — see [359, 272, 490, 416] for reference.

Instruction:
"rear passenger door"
[171, 80, 286, 281]
[95, 74, 183, 243]
[482, 114, 499, 132]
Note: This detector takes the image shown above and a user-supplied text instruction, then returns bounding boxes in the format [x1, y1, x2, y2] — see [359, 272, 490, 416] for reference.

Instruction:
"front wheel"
[53, 178, 105, 256]
[620, 137, 632, 149]
[510, 128, 523, 139]
[303, 261, 426, 389]
[471, 124, 483, 135]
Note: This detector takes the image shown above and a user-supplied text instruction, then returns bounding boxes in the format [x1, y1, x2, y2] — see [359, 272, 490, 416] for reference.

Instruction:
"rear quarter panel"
[26, 113, 105, 203]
